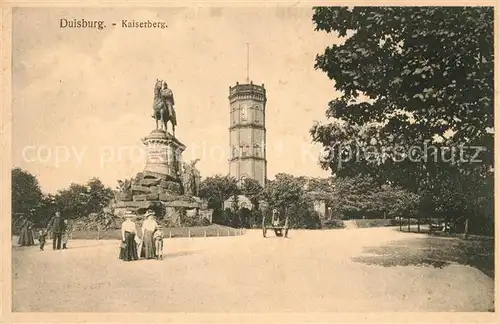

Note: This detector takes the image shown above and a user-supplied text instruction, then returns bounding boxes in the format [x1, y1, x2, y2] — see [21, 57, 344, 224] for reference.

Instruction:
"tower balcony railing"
[228, 155, 266, 162]
[229, 83, 266, 96]
[229, 122, 266, 131]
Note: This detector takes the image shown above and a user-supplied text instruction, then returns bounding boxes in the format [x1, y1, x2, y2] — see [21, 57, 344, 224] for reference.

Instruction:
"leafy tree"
[53, 178, 114, 219]
[303, 177, 335, 198]
[241, 178, 264, 210]
[327, 174, 378, 219]
[199, 175, 240, 211]
[324, 174, 420, 220]
[312, 7, 493, 143]
[11, 168, 44, 221]
[311, 7, 494, 232]
[372, 183, 420, 219]
[263, 174, 304, 212]
[222, 208, 233, 226]
[263, 173, 320, 229]
[85, 178, 114, 214]
[54, 183, 90, 219]
[36, 194, 58, 227]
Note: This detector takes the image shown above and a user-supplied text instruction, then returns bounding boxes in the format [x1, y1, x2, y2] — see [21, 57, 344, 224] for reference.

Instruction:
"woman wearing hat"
[119, 210, 139, 261]
[139, 210, 158, 259]
[18, 217, 35, 247]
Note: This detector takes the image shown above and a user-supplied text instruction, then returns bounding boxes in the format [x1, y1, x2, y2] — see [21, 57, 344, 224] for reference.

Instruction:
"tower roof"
[228, 81, 266, 100]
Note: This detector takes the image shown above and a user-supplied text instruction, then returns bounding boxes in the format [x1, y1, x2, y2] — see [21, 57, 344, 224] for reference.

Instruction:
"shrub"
[322, 219, 345, 229]
[200, 217, 211, 226]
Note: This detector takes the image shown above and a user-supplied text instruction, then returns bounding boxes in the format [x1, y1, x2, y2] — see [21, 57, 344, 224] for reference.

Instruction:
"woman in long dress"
[140, 210, 158, 259]
[119, 211, 139, 262]
[18, 218, 35, 246]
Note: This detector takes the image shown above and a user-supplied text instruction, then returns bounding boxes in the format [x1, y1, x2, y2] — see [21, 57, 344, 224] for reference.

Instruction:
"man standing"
[47, 211, 65, 250]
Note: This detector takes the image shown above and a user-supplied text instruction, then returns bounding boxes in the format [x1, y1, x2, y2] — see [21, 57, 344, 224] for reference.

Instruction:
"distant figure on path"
[47, 211, 65, 250]
[18, 218, 35, 246]
[154, 225, 164, 260]
[61, 219, 71, 249]
[119, 210, 139, 262]
[38, 229, 47, 251]
[140, 210, 158, 259]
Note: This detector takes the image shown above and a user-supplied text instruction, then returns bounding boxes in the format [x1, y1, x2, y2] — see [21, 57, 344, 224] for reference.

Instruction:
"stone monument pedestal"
[112, 129, 207, 223]
[142, 129, 186, 180]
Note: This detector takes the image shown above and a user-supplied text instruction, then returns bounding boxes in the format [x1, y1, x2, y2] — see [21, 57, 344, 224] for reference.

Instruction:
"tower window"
[241, 144, 249, 157]
[241, 106, 247, 121]
[254, 143, 261, 157]
[254, 106, 260, 123]
[232, 146, 238, 158]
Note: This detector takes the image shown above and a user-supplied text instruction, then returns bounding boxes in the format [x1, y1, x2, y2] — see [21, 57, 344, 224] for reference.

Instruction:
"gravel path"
[12, 227, 494, 312]
[343, 220, 358, 229]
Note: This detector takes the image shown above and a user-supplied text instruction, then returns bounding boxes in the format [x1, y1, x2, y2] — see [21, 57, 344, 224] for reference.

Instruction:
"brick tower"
[228, 81, 267, 187]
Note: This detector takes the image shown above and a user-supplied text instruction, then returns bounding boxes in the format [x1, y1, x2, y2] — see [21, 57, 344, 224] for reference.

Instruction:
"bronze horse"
[152, 79, 177, 136]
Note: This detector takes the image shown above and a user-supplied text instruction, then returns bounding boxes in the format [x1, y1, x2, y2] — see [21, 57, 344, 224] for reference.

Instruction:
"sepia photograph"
[8, 5, 494, 317]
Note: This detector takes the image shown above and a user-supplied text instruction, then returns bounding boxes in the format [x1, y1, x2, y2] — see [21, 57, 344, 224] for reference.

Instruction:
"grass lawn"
[354, 219, 395, 228]
[70, 224, 244, 240]
[354, 218, 431, 229]
[352, 228, 494, 280]
[354, 218, 417, 228]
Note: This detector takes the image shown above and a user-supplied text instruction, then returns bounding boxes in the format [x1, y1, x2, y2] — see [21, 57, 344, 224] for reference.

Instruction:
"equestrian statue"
[152, 79, 177, 136]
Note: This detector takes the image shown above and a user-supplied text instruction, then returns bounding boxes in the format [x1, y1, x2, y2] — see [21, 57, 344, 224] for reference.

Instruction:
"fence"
[397, 216, 476, 238]
[68, 226, 247, 240]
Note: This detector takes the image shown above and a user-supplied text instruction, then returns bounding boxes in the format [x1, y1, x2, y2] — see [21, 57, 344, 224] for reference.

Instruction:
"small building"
[306, 191, 330, 218]
[223, 195, 253, 211]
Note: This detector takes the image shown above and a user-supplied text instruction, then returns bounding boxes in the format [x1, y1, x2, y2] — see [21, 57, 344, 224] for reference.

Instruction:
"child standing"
[61, 219, 71, 249]
[154, 225, 164, 260]
[38, 230, 47, 251]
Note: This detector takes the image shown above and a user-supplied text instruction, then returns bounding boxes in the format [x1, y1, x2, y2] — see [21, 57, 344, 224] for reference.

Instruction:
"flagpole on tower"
[246, 42, 250, 83]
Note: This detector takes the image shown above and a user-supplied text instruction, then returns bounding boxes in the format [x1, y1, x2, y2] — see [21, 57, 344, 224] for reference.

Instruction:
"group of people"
[17, 211, 71, 251]
[119, 209, 164, 262]
[17, 209, 164, 259]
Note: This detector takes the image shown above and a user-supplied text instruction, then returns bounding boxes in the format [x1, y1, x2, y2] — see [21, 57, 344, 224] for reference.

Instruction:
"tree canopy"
[310, 7, 494, 229]
[312, 7, 493, 138]
[199, 174, 240, 210]
[263, 173, 321, 228]
[54, 178, 113, 219]
[12, 167, 44, 218]
[240, 178, 264, 209]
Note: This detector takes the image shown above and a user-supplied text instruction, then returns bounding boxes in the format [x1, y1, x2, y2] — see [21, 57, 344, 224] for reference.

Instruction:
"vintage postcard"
[2, 2, 497, 323]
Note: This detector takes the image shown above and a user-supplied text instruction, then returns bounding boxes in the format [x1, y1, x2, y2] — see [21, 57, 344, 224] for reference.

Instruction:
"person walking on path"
[38, 229, 47, 251]
[139, 210, 158, 259]
[61, 219, 71, 249]
[119, 210, 139, 262]
[47, 211, 65, 250]
[18, 217, 35, 246]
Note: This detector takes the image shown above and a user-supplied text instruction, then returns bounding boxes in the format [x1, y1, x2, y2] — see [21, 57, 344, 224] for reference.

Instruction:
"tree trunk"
[407, 217, 411, 232]
[463, 218, 468, 238]
[417, 216, 420, 233]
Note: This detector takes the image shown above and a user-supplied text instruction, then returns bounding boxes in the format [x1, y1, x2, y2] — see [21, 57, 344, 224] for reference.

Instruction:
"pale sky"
[12, 7, 342, 193]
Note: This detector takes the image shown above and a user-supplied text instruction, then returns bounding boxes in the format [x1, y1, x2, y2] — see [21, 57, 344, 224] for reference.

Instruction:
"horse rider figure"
[152, 79, 177, 136]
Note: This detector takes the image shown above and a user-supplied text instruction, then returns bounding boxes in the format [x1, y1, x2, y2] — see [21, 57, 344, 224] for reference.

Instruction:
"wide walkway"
[12, 227, 494, 312]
